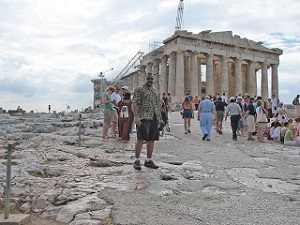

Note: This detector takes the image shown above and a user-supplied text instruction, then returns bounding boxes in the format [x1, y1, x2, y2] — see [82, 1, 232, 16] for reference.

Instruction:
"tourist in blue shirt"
[197, 96, 217, 141]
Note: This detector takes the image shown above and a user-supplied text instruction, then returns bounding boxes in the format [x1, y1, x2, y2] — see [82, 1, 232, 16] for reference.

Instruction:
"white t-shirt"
[271, 127, 281, 139]
[110, 92, 121, 106]
[221, 95, 228, 103]
[271, 98, 279, 107]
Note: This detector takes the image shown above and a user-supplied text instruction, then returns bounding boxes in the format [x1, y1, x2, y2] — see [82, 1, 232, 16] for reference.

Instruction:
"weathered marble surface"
[0, 112, 299, 225]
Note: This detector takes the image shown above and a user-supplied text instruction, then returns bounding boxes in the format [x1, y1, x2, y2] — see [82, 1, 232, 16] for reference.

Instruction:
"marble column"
[247, 61, 256, 97]
[220, 56, 229, 96]
[184, 53, 190, 93]
[214, 60, 221, 95]
[261, 62, 268, 100]
[234, 58, 242, 96]
[206, 53, 214, 95]
[271, 64, 279, 98]
[198, 58, 202, 96]
[128, 76, 134, 91]
[153, 58, 160, 91]
[160, 55, 168, 93]
[147, 62, 153, 74]
[139, 65, 146, 86]
[123, 78, 129, 89]
[168, 52, 176, 96]
[190, 52, 199, 97]
[176, 51, 185, 100]
[133, 72, 139, 90]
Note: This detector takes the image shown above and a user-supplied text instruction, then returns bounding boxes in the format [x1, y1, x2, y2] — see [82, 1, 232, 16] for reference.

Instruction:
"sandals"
[102, 136, 110, 139]
[247, 138, 255, 141]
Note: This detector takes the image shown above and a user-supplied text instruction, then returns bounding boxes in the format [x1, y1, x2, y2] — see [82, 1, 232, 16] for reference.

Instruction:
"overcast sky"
[1, 0, 299, 112]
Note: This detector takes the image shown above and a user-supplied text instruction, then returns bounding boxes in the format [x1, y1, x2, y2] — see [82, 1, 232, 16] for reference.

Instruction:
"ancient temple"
[120, 30, 282, 102]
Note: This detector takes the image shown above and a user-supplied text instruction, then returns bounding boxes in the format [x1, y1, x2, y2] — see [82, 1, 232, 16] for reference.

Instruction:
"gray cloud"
[0, 0, 299, 111]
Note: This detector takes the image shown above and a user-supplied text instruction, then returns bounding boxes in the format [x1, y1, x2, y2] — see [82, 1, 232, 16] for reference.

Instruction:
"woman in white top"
[271, 121, 282, 141]
[256, 100, 268, 143]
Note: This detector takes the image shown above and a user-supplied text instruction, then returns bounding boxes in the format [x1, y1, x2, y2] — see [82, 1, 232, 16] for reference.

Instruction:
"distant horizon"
[1, 92, 298, 114]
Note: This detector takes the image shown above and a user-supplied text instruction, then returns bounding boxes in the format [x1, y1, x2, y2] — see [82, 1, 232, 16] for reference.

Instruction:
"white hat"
[121, 86, 129, 90]
[230, 97, 235, 101]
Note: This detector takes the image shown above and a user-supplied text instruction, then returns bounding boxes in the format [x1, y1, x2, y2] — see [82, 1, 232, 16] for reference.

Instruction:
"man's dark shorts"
[136, 119, 159, 141]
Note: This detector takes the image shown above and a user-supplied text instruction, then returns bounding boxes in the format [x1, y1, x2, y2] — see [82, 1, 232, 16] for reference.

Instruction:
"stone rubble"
[0, 112, 299, 225]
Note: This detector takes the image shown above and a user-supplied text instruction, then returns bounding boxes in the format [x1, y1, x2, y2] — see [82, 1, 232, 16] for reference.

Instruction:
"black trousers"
[230, 115, 240, 139]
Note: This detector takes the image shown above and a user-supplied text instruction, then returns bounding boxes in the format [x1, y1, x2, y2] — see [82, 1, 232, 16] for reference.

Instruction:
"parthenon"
[125, 30, 282, 99]
[93, 30, 283, 107]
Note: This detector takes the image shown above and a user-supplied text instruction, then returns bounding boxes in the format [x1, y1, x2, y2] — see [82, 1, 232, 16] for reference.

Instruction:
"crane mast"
[175, 0, 184, 31]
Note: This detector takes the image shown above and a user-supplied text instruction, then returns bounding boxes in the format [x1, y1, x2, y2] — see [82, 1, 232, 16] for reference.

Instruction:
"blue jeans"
[199, 112, 213, 139]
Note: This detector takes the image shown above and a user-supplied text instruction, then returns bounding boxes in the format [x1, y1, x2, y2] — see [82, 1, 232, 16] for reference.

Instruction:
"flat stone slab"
[0, 214, 31, 225]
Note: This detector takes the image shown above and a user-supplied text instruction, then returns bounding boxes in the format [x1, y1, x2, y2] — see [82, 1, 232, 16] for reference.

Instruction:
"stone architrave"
[261, 62, 268, 100]
[168, 52, 176, 96]
[190, 52, 199, 97]
[271, 64, 278, 98]
[234, 58, 242, 96]
[220, 56, 229, 96]
[160, 55, 168, 93]
[206, 53, 214, 95]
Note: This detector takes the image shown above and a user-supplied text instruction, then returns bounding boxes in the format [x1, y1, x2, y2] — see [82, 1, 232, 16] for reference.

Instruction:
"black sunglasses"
[147, 78, 153, 80]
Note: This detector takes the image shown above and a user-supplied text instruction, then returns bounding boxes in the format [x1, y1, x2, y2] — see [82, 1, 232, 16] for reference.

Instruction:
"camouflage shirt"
[132, 85, 161, 120]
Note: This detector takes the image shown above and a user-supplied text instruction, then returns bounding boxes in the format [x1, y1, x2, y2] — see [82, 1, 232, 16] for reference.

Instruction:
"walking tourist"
[131, 73, 163, 170]
[193, 96, 200, 111]
[198, 95, 217, 141]
[225, 97, 243, 141]
[181, 97, 193, 134]
[214, 96, 227, 134]
[221, 92, 228, 103]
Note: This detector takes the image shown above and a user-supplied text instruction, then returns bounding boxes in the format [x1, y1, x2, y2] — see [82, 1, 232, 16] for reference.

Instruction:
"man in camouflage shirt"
[131, 73, 163, 170]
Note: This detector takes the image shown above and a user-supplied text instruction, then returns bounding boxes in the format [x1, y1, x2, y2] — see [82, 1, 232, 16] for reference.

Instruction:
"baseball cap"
[121, 86, 129, 90]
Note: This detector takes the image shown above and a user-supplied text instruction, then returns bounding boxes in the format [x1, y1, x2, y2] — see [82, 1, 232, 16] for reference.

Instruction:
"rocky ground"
[0, 112, 299, 225]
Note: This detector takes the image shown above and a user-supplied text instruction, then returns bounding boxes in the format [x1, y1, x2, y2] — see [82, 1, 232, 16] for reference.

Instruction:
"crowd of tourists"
[101, 77, 300, 170]
[178, 92, 300, 146]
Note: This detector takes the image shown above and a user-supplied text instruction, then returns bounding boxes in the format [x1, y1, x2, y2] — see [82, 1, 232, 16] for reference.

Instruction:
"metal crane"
[175, 0, 184, 31]
[113, 51, 144, 82]
[98, 68, 113, 78]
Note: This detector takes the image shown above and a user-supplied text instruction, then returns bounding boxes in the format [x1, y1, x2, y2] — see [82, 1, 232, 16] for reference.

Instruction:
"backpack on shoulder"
[120, 105, 129, 118]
